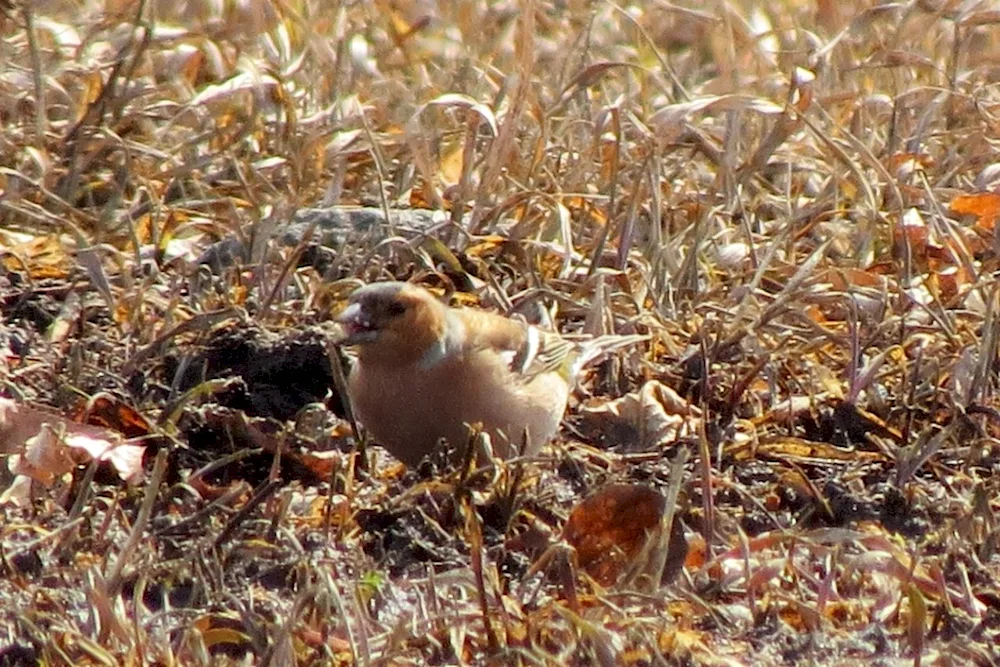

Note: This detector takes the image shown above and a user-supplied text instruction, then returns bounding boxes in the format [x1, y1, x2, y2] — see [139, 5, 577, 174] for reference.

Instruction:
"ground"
[2, 0, 1000, 665]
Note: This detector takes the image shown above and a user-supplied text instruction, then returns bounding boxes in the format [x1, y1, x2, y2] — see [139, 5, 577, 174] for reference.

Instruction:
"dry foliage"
[3, 0, 1000, 664]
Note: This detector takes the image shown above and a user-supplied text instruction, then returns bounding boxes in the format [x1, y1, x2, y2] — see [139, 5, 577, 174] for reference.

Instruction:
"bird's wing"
[455, 309, 574, 379]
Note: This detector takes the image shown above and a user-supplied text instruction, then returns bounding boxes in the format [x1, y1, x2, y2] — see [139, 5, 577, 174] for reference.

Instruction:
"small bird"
[333, 281, 644, 467]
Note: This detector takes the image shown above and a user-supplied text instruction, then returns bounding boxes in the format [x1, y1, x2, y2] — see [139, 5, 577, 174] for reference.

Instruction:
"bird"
[333, 281, 645, 467]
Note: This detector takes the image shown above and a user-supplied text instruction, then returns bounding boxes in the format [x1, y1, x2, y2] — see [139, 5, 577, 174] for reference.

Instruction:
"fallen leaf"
[562, 484, 665, 587]
[0, 398, 146, 503]
[951, 191, 1000, 232]
[580, 380, 701, 451]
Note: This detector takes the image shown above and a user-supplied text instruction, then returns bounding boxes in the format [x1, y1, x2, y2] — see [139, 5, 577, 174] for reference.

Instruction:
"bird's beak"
[334, 302, 378, 345]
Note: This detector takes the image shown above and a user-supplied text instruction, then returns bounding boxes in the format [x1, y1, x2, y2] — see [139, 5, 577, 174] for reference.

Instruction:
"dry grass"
[3, 0, 1000, 664]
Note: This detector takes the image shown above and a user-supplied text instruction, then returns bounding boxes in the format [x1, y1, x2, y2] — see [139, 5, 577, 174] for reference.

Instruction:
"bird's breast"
[348, 352, 567, 465]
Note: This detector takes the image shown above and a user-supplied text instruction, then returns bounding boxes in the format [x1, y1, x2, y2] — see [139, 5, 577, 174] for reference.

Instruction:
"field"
[3, 0, 1000, 664]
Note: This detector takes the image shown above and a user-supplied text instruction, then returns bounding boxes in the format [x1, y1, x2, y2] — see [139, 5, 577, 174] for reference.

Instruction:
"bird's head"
[335, 282, 450, 364]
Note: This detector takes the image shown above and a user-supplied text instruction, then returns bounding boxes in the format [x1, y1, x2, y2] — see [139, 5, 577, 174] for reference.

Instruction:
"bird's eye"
[386, 302, 407, 317]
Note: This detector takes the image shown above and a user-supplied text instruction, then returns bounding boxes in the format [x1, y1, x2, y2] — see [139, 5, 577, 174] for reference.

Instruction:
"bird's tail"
[567, 333, 649, 382]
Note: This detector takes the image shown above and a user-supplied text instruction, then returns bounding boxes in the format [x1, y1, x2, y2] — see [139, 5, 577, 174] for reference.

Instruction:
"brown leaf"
[580, 380, 701, 452]
[75, 394, 152, 439]
[563, 484, 665, 587]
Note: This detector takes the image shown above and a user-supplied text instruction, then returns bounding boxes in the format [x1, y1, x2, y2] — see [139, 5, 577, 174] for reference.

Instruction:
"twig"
[212, 478, 282, 550]
[106, 447, 168, 596]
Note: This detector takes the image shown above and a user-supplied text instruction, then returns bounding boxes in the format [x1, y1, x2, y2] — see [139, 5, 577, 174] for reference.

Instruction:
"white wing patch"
[516, 326, 542, 374]
[510, 325, 576, 380]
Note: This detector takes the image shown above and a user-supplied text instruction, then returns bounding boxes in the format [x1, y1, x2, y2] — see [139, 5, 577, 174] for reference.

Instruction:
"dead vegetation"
[3, 0, 1000, 664]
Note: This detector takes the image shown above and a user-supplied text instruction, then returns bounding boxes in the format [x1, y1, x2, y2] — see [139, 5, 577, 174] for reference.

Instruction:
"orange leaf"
[951, 191, 1000, 232]
[563, 484, 665, 586]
